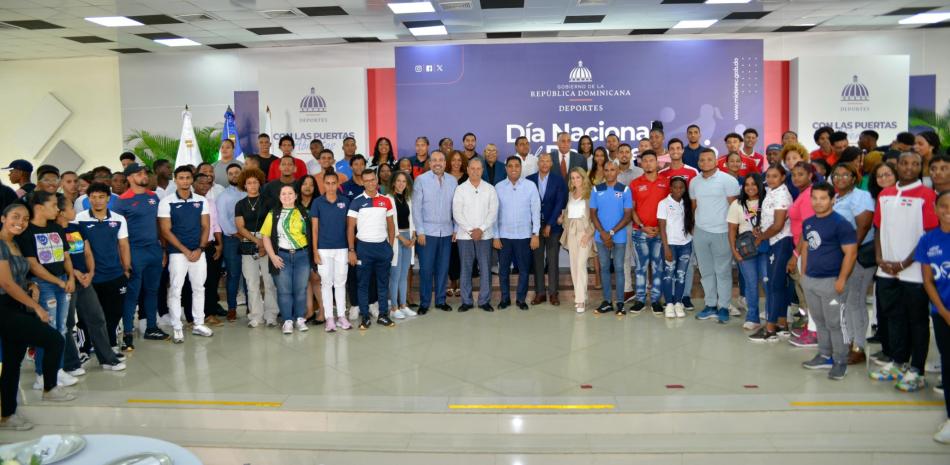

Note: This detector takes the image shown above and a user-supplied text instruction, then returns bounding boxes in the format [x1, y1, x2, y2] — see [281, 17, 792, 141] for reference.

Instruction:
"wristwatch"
[608, 229, 615, 237]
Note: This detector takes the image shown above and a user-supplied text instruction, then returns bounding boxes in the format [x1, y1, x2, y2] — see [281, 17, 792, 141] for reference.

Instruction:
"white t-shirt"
[567, 196, 586, 219]
[760, 184, 792, 245]
[656, 195, 691, 246]
[726, 198, 760, 235]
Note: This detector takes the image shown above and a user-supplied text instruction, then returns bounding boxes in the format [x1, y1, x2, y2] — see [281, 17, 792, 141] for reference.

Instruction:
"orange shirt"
[810, 148, 837, 167]
[629, 175, 670, 228]
[716, 154, 756, 177]
[267, 155, 308, 182]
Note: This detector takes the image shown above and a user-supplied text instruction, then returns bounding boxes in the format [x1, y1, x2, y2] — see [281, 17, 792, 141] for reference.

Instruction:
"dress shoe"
[531, 294, 547, 305]
[480, 304, 495, 312]
[847, 346, 866, 365]
[436, 303, 453, 312]
[517, 301, 529, 311]
[226, 309, 237, 322]
[457, 304, 473, 313]
[499, 300, 511, 309]
[205, 315, 223, 326]
[417, 307, 429, 315]
[550, 294, 560, 306]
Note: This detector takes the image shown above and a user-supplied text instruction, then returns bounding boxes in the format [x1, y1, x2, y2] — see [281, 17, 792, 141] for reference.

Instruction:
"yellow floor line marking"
[448, 404, 615, 410]
[790, 401, 944, 407]
[127, 399, 283, 408]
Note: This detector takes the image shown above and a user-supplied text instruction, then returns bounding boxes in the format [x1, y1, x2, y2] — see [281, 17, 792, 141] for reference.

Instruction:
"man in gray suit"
[551, 132, 587, 178]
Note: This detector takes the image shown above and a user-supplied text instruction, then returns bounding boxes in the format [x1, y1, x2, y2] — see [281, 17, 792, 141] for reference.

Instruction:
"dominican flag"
[175, 108, 202, 169]
[263, 106, 278, 157]
[222, 106, 244, 160]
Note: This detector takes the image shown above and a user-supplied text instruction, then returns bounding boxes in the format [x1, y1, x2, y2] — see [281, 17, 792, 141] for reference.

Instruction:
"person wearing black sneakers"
[453, 157, 499, 313]
[590, 162, 634, 315]
[347, 170, 397, 330]
[494, 156, 541, 311]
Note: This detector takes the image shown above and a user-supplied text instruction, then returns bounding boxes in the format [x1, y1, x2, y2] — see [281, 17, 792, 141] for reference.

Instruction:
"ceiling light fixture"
[85, 16, 144, 27]
[409, 25, 447, 35]
[672, 19, 718, 28]
[154, 38, 201, 47]
[898, 12, 950, 25]
[705, 0, 751, 4]
[388, 2, 436, 14]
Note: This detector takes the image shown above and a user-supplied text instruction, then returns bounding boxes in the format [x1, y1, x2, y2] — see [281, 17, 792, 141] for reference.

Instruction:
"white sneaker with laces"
[173, 328, 184, 343]
[247, 320, 260, 328]
[32, 374, 65, 390]
[57, 370, 78, 386]
[282, 320, 294, 334]
[66, 367, 86, 377]
[295, 318, 309, 331]
[664, 303, 676, 318]
[743, 321, 761, 331]
[401, 306, 417, 317]
[392, 309, 407, 320]
[728, 304, 741, 317]
[674, 303, 686, 318]
[348, 306, 360, 320]
[102, 362, 127, 371]
[370, 303, 379, 318]
[192, 324, 214, 337]
[935, 419, 950, 444]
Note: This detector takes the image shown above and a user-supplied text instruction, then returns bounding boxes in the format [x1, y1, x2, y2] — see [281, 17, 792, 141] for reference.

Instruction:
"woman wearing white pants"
[311, 172, 352, 332]
[234, 168, 278, 327]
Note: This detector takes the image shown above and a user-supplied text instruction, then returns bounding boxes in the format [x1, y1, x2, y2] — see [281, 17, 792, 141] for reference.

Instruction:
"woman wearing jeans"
[749, 166, 794, 342]
[657, 176, 693, 318]
[15, 191, 78, 389]
[388, 171, 416, 319]
[728, 174, 769, 331]
[262, 185, 312, 335]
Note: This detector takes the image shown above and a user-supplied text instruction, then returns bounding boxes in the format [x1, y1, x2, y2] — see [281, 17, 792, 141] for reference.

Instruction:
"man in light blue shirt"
[494, 156, 541, 310]
[215, 163, 246, 319]
[689, 148, 740, 322]
[412, 150, 458, 314]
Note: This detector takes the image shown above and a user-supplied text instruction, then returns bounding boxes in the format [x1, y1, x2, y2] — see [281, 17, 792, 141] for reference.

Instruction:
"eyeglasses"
[876, 172, 895, 179]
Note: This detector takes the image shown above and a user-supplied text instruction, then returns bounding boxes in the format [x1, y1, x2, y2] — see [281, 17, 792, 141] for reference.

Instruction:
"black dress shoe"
[480, 304, 495, 312]
[595, 301, 613, 314]
[417, 307, 429, 315]
[517, 301, 529, 311]
[457, 304, 473, 312]
[377, 315, 395, 327]
[436, 303, 453, 312]
[359, 316, 372, 329]
[499, 300, 511, 309]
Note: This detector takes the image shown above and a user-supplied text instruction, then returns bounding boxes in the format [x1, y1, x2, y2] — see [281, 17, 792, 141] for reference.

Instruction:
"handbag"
[857, 240, 877, 268]
[239, 240, 259, 256]
[735, 231, 758, 260]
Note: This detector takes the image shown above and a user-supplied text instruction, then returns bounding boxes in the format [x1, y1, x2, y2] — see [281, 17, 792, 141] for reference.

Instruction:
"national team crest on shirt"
[109, 221, 118, 228]
[899, 198, 914, 207]
[193, 203, 201, 208]
[336, 202, 346, 209]
[148, 199, 157, 205]
[928, 245, 944, 258]
[614, 192, 622, 198]
[375, 199, 387, 207]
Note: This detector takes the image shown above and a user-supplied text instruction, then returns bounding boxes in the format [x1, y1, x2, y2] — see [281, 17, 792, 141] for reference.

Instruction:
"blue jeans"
[766, 237, 794, 324]
[597, 241, 626, 304]
[499, 238, 532, 303]
[389, 231, 412, 309]
[633, 230, 663, 302]
[358, 240, 392, 317]
[459, 238, 492, 306]
[34, 275, 69, 375]
[275, 247, 310, 321]
[123, 246, 162, 333]
[738, 252, 769, 323]
[662, 243, 692, 304]
[417, 235, 451, 308]
[221, 235, 242, 310]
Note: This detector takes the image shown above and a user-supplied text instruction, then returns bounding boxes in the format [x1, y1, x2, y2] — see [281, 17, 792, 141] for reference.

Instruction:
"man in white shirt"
[452, 157, 498, 312]
[513, 136, 539, 179]
[305, 139, 323, 175]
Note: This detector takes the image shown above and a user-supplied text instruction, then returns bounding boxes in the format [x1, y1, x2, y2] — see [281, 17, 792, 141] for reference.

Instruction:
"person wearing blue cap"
[766, 144, 783, 170]
[3, 159, 34, 199]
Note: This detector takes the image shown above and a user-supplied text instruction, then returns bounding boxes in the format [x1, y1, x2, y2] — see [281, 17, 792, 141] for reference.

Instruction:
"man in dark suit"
[527, 153, 568, 306]
[551, 132, 587, 178]
[481, 143, 507, 185]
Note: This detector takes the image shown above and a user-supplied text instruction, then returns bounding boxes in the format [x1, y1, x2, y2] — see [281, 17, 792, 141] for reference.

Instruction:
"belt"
[278, 246, 309, 254]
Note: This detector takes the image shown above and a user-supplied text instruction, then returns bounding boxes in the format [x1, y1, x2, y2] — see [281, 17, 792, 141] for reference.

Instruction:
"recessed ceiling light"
[672, 19, 718, 28]
[85, 16, 143, 27]
[705, 0, 751, 3]
[899, 12, 950, 25]
[409, 25, 447, 36]
[388, 2, 436, 14]
[154, 38, 201, 47]
[795, 23, 816, 26]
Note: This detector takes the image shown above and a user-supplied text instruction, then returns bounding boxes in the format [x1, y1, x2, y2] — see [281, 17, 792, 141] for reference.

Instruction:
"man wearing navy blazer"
[481, 143, 507, 185]
[527, 153, 568, 306]
[551, 132, 587, 178]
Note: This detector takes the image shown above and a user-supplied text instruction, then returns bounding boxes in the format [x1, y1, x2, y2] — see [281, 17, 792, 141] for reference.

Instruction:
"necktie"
[560, 155, 568, 177]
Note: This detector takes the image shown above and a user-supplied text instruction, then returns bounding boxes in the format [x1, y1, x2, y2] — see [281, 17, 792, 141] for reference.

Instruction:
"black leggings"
[1, 304, 64, 417]
[93, 275, 127, 347]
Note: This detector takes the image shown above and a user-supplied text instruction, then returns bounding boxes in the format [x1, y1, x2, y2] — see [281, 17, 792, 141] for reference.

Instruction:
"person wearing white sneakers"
[387, 171, 417, 318]
[157, 166, 214, 343]
[235, 168, 279, 328]
[559, 167, 595, 313]
[311, 172, 352, 332]
[261, 185, 312, 335]
[657, 176, 693, 319]
[1, 203, 75, 433]
[914, 190, 950, 443]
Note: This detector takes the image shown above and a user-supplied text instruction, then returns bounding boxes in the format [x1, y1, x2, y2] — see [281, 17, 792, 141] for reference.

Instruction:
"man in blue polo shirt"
[590, 161, 634, 315]
[76, 182, 131, 357]
[347, 169, 396, 330]
[113, 163, 169, 349]
[158, 166, 213, 343]
[311, 172, 351, 332]
[334, 136, 358, 179]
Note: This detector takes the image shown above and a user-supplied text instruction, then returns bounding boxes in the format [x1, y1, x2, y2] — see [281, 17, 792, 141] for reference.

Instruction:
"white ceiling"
[0, 0, 949, 60]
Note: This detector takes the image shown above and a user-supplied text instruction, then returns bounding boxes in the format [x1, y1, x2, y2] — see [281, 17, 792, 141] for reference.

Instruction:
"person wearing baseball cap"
[766, 143, 783, 169]
[3, 159, 34, 198]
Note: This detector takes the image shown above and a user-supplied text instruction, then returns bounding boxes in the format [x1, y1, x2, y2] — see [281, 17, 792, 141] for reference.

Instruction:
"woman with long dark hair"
[262, 185, 312, 335]
[728, 173, 768, 331]
[786, 161, 820, 346]
[295, 175, 324, 325]
[749, 165, 794, 342]
[576, 135, 594, 166]
[387, 171, 416, 318]
[657, 176, 693, 318]
[370, 136, 396, 172]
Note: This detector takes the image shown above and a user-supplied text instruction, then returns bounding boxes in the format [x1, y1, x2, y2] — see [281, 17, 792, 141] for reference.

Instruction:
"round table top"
[61, 434, 202, 465]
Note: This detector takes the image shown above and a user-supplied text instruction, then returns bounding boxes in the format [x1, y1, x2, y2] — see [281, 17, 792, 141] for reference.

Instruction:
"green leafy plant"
[124, 125, 223, 168]
[909, 106, 950, 152]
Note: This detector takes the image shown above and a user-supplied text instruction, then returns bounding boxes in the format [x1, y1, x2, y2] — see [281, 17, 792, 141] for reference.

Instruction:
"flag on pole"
[175, 107, 203, 168]
[263, 105, 278, 156]
[222, 105, 244, 160]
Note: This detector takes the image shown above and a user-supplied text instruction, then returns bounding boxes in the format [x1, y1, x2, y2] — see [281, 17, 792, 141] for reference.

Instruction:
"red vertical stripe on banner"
[367, 68, 397, 158]
[763, 60, 789, 145]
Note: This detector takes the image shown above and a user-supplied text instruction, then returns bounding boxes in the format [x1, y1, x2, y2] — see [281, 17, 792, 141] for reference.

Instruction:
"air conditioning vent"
[260, 9, 302, 19]
[175, 13, 218, 23]
[577, 0, 608, 5]
[439, 1, 474, 11]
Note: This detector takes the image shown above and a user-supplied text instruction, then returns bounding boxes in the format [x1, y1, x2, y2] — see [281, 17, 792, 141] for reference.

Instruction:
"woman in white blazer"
[559, 167, 595, 313]
[387, 171, 416, 319]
